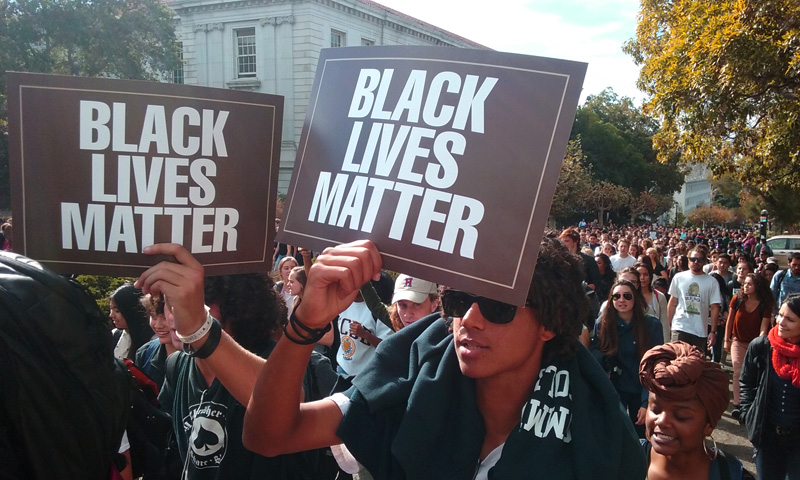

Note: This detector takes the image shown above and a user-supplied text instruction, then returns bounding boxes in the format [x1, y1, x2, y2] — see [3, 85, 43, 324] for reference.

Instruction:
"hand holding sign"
[295, 240, 382, 330]
[135, 243, 207, 336]
[280, 46, 586, 305]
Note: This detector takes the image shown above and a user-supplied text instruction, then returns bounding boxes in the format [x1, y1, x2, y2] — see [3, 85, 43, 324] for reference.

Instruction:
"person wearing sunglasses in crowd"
[136, 238, 646, 480]
[667, 247, 723, 354]
[591, 279, 664, 438]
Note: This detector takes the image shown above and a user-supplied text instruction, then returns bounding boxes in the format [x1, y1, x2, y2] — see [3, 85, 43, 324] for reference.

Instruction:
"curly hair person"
[140, 293, 165, 318]
[528, 237, 590, 362]
[204, 274, 287, 354]
[597, 279, 651, 360]
[744, 273, 775, 313]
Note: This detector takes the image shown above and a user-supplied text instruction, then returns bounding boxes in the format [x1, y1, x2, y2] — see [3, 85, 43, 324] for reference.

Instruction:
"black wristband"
[184, 317, 222, 359]
[283, 301, 331, 345]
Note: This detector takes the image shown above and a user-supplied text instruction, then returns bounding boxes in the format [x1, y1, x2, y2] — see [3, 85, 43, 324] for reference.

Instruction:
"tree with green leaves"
[624, 0, 800, 194]
[571, 88, 686, 199]
[583, 181, 631, 228]
[626, 190, 673, 224]
[550, 139, 594, 225]
[0, 0, 181, 210]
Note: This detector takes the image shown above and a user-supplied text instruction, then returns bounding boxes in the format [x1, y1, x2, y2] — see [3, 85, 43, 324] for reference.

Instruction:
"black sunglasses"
[612, 292, 634, 301]
[688, 257, 705, 263]
[441, 290, 519, 324]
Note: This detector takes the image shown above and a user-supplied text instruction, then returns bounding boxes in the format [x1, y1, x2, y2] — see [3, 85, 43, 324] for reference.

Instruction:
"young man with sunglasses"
[137, 238, 645, 480]
[667, 246, 723, 353]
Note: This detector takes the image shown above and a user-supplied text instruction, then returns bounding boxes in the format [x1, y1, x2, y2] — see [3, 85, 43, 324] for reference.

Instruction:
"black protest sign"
[7, 72, 282, 276]
[280, 46, 585, 304]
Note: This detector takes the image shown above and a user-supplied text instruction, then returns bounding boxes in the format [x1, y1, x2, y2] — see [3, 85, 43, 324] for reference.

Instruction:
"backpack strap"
[141, 341, 159, 377]
[732, 295, 742, 317]
[776, 269, 788, 291]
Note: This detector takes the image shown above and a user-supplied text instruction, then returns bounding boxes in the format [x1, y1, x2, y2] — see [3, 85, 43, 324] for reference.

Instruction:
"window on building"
[235, 27, 257, 78]
[172, 42, 184, 84]
[331, 30, 345, 48]
[361, 38, 374, 46]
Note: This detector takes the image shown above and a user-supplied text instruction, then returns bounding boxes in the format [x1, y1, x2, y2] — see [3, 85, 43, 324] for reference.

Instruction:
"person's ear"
[703, 422, 714, 438]
[539, 326, 556, 342]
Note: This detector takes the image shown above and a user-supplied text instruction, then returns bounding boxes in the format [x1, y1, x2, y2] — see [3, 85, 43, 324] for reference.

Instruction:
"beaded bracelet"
[283, 300, 332, 345]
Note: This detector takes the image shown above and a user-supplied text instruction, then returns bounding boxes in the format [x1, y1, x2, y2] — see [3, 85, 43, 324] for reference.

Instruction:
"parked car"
[766, 235, 800, 268]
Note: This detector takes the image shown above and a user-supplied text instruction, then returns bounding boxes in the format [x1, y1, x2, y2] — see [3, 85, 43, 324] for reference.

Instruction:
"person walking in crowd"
[594, 253, 616, 301]
[669, 254, 689, 284]
[636, 262, 669, 343]
[646, 247, 668, 280]
[667, 247, 722, 354]
[109, 283, 154, 361]
[136, 239, 647, 479]
[388, 274, 440, 330]
[334, 285, 395, 380]
[135, 293, 178, 389]
[274, 255, 298, 316]
[592, 279, 664, 437]
[561, 228, 602, 292]
[729, 259, 752, 299]
[155, 272, 337, 479]
[724, 273, 773, 420]
[760, 261, 779, 286]
[771, 252, 800, 307]
[739, 293, 800, 480]
[585, 231, 601, 254]
[286, 266, 307, 309]
[712, 253, 734, 284]
[601, 241, 616, 258]
[640, 342, 751, 480]
[610, 238, 637, 272]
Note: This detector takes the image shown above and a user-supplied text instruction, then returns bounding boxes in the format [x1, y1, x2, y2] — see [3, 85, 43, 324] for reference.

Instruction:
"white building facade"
[674, 164, 712, 215]
[168, 0, 485, 191]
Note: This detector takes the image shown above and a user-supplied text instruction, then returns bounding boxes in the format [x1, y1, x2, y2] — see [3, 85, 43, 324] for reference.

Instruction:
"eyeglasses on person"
[441, 290, 522, 324]
[612, 292, 634, 301]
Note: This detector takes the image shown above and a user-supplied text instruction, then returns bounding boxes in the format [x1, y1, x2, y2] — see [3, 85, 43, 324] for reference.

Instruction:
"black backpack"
[0, 251, 131, 480]
[119, 358, 181, 480]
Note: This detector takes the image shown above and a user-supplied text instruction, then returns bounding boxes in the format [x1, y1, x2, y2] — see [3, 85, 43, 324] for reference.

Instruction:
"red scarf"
[769, 326, 800, 387]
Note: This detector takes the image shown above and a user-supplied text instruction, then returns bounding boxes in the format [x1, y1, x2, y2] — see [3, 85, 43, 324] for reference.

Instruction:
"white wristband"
[176, 311, 214, 344]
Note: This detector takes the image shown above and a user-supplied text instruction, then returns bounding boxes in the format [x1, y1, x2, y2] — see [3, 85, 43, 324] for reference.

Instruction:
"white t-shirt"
[668, 271, 722, 337]
[113, 329, 131, 359]
[610, 254, 636, 272]
[336, 301, 394, 377]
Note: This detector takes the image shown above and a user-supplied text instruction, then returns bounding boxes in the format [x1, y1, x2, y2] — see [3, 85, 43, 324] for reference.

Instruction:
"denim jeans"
[755, 424, 800, 480]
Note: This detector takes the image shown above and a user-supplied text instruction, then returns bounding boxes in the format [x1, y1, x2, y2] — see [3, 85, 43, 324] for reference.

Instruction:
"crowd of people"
[3, 218, 799, 479]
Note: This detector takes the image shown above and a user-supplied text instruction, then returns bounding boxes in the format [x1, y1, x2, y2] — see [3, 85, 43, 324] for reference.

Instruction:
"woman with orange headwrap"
[639, 342, 751, 479]
[739, 293, 800, 480]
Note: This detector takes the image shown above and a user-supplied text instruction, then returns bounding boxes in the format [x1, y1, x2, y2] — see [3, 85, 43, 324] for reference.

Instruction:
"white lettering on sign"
[308, 68, 497, 260]
[66, 100, 238, 255]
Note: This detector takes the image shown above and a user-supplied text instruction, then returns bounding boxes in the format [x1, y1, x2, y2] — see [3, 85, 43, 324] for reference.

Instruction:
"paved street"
[713, 355, 757, 477]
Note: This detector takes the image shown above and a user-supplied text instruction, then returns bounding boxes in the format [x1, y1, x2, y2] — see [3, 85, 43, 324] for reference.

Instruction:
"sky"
[374, 0, 645, 105]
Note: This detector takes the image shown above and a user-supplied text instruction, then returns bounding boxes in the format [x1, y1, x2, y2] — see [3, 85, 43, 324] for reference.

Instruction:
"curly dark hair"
[140, 293, 165, 318]
[743, 273, 775, 314]
[204, 274, 287, 354]
[527, 237, 589, 362]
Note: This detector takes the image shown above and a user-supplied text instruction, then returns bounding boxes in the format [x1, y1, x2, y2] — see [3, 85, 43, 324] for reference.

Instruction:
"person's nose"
[460, 302, 487, 330]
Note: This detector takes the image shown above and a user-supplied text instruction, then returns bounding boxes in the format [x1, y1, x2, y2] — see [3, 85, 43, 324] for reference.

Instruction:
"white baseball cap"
[392, 274, 438, 304]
